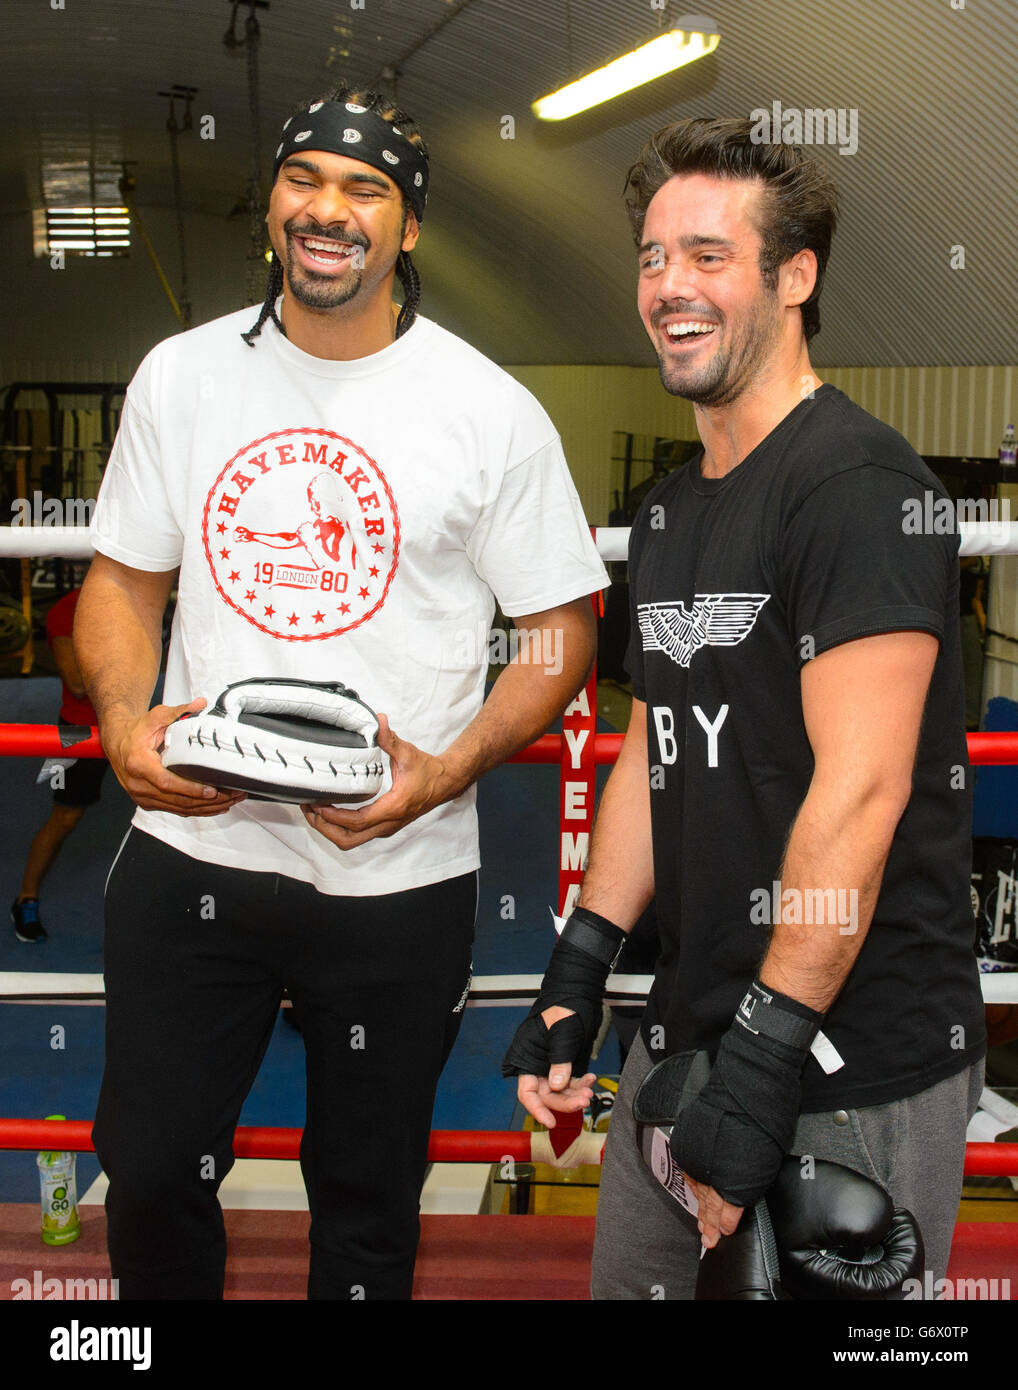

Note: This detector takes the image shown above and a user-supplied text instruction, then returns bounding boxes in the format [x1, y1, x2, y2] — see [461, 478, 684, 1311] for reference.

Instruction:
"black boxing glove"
[501, 907, 626, 1078]
[695, 1158, 924, 1300]
[669, 980, 824, 1208]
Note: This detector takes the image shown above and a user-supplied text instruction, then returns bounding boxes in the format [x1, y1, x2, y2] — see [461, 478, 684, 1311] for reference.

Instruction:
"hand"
[515, 1005, 596, 1127]
[684, 1177, 744, 1249]
[668, 1010, 807, 1212]
[107, 697, 246, 816]
[301, 714, 452, 849]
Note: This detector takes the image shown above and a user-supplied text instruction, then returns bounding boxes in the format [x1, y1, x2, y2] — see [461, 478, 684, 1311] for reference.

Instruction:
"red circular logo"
[202, 427, 400, 641]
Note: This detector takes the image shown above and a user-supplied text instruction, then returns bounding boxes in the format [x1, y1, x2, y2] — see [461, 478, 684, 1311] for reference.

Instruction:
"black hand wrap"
[669, 980, 824, 1208]
[501, 907, 626, 1078]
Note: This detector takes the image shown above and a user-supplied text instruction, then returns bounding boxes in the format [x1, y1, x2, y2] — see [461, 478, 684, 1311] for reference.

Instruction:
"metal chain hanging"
[166, 92, 194, 328]
[243, 5, 265, 307]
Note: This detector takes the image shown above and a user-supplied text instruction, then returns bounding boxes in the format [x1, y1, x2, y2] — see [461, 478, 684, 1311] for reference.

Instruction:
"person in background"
[11, 579, 109, 942]
[959, 555, 986, 731]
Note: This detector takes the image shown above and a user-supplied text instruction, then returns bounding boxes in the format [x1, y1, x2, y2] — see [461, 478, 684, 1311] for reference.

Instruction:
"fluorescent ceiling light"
[42, 206, 131, 257]
[532, 17, 720, 121]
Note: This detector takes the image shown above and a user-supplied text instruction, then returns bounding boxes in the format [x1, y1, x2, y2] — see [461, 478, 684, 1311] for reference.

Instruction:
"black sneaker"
[12, 897, 47, 943]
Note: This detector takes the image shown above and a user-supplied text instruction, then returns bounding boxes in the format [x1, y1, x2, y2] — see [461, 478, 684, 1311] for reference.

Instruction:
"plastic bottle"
[1000, 423, 1017, 471]
[37, 1115, 80, 1245]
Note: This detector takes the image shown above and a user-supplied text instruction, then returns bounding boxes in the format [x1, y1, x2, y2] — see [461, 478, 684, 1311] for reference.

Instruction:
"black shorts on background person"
[11, 586, 109, 943]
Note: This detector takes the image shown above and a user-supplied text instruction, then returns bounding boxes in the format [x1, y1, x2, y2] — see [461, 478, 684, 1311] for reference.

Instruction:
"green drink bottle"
[37, 1115, 80, 1246]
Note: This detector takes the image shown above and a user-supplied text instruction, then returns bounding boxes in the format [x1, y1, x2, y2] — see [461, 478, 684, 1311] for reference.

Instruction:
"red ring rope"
[0, 1117, 531, 1164]
[0, 1117, 1012, 1175]
[1, 725, 1015, 765]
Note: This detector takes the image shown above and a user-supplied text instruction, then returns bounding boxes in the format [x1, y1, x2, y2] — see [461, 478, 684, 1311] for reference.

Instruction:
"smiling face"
[267, 150, 419, 313]
[637, 173, 786, 407]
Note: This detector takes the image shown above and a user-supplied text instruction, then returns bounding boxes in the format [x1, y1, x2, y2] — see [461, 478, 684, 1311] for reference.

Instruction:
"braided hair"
[394, 249, 421, 339]
[240, 258, 285, 347]
[243, 85, 428, 348]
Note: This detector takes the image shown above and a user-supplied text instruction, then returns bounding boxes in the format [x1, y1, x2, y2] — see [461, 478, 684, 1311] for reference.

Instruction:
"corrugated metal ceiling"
[2, 0, 1016, 366]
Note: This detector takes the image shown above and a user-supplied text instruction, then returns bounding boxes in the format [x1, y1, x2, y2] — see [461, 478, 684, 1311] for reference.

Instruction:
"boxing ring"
[2, 521, 1018, 1298]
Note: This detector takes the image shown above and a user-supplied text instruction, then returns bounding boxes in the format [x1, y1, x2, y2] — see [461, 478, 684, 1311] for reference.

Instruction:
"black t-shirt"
[626, 385, 985, 1111]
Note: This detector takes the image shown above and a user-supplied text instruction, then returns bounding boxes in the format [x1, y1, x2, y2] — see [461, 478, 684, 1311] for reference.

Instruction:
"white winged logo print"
[638, 593, 770, 668]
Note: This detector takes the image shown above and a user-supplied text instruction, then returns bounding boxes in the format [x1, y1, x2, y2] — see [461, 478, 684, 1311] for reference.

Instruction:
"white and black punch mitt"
[161, 678, 384, 805]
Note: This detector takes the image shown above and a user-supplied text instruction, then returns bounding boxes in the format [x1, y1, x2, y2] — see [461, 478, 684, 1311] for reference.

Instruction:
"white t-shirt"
[91, 308, 608, 895]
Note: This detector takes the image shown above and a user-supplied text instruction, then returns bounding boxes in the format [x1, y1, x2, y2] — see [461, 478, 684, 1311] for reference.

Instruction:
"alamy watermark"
[902, 491, 1011, 539]
[450, 622, 563, 676]
[12, 1270, 118, 1299]
[749, 101, 858, 156]
[903, 1272, 1010, 1300]
[750, 881, 859, 935]
[50, 1319, 150, 1370]
[10, 492, 96, 527]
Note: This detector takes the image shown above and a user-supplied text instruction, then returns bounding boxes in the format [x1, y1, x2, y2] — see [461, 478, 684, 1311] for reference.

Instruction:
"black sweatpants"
[93, 829, 476, 1300]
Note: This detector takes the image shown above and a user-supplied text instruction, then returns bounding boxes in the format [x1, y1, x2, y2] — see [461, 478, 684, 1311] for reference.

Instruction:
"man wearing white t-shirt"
[76, 87, 607, 1300]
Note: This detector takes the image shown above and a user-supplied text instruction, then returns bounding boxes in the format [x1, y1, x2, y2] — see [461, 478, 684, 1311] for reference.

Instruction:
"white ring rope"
[0, 970, 1016, 1005]
[2, 522, 1017, 561]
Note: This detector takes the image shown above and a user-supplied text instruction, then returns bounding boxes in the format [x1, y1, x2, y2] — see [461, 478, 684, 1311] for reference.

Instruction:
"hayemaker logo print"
[638, 593, 769, 667]
[203, 428, 400, 640]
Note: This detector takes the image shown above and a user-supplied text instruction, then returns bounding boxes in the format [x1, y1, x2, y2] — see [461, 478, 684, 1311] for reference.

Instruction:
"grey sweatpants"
[591, 1032, 984, 1300]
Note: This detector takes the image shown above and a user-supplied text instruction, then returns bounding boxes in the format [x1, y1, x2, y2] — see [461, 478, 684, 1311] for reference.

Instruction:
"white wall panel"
[506, 364, 1018, 521]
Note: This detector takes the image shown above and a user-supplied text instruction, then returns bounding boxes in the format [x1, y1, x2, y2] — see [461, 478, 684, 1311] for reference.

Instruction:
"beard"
[287, 264, 363, 310]
[283, 224, 370, 310]
[655, 289, 783, 407]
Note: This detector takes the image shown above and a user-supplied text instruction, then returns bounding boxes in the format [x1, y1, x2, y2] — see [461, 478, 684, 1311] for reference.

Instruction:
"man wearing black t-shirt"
[503, 118, 985, 1299]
